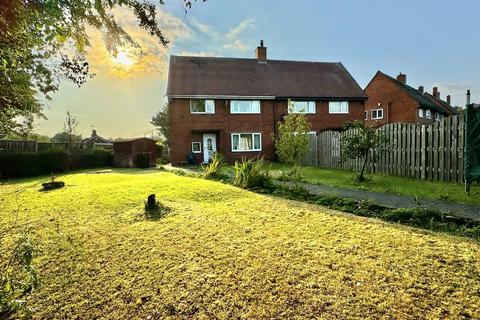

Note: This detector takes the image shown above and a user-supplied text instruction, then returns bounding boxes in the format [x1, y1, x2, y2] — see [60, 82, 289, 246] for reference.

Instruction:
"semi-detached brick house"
[364, 71, 456, 127]
[166, 42, 367, 165]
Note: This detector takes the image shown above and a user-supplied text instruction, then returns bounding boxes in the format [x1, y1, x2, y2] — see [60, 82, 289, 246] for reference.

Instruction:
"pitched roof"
[114, 137, 156, 143]
[167, 55, 367, 100]
[369, 71, 452, 114]
[423, 93, 457, 115]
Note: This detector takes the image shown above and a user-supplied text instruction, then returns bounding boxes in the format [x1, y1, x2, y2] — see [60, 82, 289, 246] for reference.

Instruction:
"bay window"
[231, 133, 262, 152]
[289, 101, 315, 114]
[328, 101, 349, 114]
[190, 99, 215, 114]
[230, 100, 261, 113]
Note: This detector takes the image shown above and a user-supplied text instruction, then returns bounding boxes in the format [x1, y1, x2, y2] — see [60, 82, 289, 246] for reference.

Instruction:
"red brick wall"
[364, 73, 434, 127]
[169, 98, 365, 165]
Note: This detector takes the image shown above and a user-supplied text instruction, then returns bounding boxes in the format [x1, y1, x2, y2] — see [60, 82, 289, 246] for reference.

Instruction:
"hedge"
[0, 148, 113, 179]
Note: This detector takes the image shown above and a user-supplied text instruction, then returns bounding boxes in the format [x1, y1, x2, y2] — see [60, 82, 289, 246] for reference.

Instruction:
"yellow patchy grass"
[1, 170, 479, 319]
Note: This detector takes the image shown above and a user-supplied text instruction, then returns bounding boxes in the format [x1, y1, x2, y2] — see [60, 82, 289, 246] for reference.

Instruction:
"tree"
[274, 101, 312, 184]
[340, 121, 388, 182]
[51, 132, 82, 144]
[151, 104, 170, 145]
[0, 0, 203, 135]
[4, 132, 51, 142]
[63, 111, 79, 149]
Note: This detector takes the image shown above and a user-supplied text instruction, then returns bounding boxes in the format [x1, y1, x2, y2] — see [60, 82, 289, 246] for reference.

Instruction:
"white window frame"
[191, 142, 201, 153]
[190, 99, 215, 114]
[371, 108, 384, 120]
[419, 108, 425, 118]
[364, 111, 368, 120]
[231, 133, 262, 152]
[289, 101, 316, 114]
[328, 101, 349, 114]
[426, 109, 432, 119]
[230, 100, 261, 114]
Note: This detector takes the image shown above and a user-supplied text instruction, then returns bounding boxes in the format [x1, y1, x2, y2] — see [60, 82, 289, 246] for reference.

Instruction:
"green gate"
[464, 103, 480, 194]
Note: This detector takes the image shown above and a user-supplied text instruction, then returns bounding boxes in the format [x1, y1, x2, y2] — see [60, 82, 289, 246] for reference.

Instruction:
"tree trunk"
[359, 151, 369, 182]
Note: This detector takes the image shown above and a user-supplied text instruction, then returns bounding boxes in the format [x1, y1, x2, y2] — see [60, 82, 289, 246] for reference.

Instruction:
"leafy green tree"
[4, 132, 51, 142]
[340, 121, 388, 182]
[0, 0, 203, 135]
[51, 132, 82, 144]
[151, 104, 170, 145]
[274, 101, 312, 184]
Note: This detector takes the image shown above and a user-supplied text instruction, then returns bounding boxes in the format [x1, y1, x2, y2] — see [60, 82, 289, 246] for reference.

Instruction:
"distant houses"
[364, 71, 457, 127]
[81, 130, 113, 149]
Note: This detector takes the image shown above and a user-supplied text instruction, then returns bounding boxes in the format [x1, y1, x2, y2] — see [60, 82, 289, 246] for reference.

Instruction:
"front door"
[202, 133, 217, 163]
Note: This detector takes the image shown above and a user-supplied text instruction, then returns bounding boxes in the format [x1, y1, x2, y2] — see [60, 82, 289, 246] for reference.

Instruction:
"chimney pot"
[447, 95, 451, 105]
[467, 89, 471, 105]
[92, 129, 97, 137]
[255, 40, 267, 63]
[396, 73, 406, 84]
[418, 86, 424, 94]
[433, 87, 439, 99]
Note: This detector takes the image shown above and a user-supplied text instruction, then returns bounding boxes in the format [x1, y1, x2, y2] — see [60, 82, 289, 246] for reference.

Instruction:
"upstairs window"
[426, 109, 432, 119]
[231, 133, 261, 152]
[419, 108, 425, 118]
[328, 101, 349, 114]
[230, 100, 261, 113]
[371, 109, 384, 120]
[289, 101, 315, 114]
[190, 99, 215, 114]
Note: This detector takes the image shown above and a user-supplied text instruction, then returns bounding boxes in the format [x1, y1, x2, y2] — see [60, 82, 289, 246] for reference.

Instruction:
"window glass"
[371, 109, 383, 119]
[231, 133, 262, 151]
[231, 100, 261, 113]
[426, 109, 432, 119]
[419, 109, 424, 118]
[192, 142, 201, 153]
[328, 101, 349, 113]
[191, 100, 215, 113]
[290, 101, 315, 113]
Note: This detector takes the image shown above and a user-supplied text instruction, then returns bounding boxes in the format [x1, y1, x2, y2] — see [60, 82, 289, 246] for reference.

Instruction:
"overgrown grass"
[270, 163, 480, 205]
[2, 170, 478, 318]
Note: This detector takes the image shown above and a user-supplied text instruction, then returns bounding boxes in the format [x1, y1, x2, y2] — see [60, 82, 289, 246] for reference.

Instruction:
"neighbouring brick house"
[364, 71, 456, 127]
[167, 41, 367, 165]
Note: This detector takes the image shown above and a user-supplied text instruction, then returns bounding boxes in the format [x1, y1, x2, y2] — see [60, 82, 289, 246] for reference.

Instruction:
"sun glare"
[112, 50, 134, 67]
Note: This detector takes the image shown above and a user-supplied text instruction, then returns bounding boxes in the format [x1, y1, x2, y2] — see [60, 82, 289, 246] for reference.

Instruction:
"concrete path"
[288, 181, 480, 222]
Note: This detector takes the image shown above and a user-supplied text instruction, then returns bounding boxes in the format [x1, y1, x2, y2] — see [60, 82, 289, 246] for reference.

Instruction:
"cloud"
[223, 19, 255, 52]
[222, 39, 250, 51]
[179, 50, 217, 57]
[85, 7, 192, 79]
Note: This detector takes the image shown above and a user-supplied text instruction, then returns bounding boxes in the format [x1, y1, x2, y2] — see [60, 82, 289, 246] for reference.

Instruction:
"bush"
[202, 153, 224, 179]
[233, 157, 273, 190]
[72, 148, 113, 168]
[135, 152, 151, 168]
[0, 148, 113, 179]
[383, 207, 443, 224]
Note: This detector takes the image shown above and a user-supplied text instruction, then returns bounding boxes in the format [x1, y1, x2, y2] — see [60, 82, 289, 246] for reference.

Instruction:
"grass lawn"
[268, 163, 480, 205]
[1, 169, 479, 319]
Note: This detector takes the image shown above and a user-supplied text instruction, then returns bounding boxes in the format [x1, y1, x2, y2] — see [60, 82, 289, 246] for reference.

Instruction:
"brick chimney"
[418, 86, 424, 94]
[433, 87, 440, 99]
[446, 95, 451, 105]
[91, 129, 97, 137]
[396, 73, 406, 84]
[255, 40, 267, 63]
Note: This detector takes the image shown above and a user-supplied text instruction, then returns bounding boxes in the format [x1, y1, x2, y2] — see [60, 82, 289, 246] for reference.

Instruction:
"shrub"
[0, 152, 37, 178]
[383, 207, 443, 224]
[233, 157, 273, 190]
[202, 153, 224, 179]
[135, 152, 151, 168]
[78, 148, 113, 168]
[36, 148, 70, 173]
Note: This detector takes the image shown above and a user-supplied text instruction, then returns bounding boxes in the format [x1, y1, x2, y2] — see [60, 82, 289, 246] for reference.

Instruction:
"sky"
[35, 0, 480, 139]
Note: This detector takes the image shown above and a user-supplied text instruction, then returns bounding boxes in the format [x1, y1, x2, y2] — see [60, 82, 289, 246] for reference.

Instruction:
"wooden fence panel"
[308, 114, 465, 183]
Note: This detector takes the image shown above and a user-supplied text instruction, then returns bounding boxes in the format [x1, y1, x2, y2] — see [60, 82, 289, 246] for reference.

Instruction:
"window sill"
[231, 149, 262, 153]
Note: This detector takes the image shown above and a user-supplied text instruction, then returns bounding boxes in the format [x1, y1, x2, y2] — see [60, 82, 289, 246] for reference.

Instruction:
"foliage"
[233, 157, 273, 190]
[340, 121, 388, 182]
[50, 132, 82, 144]
[0, 0, 203, 135]
[274, 104, 312, 166]
[63, 111, 79, 149]
[0, 148, 113, 178]
[201, 152, 224, 180]
[3, 132, 51, 142]
[0, 234, 39, 319]
[135, 152, 151, 168]
[151, 105, 170, 145]
[0, 172, 479, 318]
